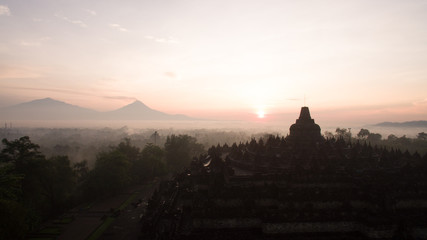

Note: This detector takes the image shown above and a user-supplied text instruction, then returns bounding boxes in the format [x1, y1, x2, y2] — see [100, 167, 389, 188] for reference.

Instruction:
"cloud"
[0, 65, 44, 79]
[32, 18, 51, 23]
[2, 86, 138, 104]
[413, 98, 427, 106]
[164, 72, 176, 78]
[104, 96, 137, 101]
[109, 23, 128, 32]
[55, 14, 87, 28]
[84, 9, 97, 16]
[20, 37, 51, 47]
[164, 72, 182, 81]
[164, 72, 181, 79]
[0, 5, 11, 16]
[1, 86, 88, 96]
[145, 35, 180, 44]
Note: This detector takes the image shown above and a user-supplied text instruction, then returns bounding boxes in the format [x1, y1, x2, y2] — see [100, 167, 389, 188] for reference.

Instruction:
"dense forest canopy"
[0, 134, 204, 239]
[0, 126, 426, 239]
[1, 126, 426, 167]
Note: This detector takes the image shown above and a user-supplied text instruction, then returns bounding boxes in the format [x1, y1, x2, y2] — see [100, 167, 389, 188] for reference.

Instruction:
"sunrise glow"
[0, 1, 426, 124]
[257, 110, 265, 119]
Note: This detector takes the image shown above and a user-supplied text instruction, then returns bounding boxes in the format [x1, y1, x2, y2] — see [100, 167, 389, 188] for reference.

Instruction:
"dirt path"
[56, 182, 158, 240]
[99, 184, 158, 239]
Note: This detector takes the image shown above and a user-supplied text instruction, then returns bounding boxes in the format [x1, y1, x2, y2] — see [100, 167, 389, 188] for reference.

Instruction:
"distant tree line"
[0, 127, 256, 167]
[324, 128, 427, 155]
[0, 134, 204, 239]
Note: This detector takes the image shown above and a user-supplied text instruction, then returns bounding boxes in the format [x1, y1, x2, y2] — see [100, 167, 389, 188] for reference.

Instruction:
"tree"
[42, 156, 76, 216]
[81, 138, 166, 199]
[417, 132, 427, 141]
[133, 143, 166, 182]
[150, 131, 160, 145]
[357, 129, 370, 139]
[1, 137, 48, 229]
[73, 160, 89, 182]
[116, 138, 140, 161]
[0, 198, 27, 239]
[1, 136, 45, 170]
[0, 137, 69, 236]
[367, 133, 382, 143]
[0, 165, 23, 202]
[397, 135, 411, 145]
[0, 165, 27, 239]
[335, 128, 351, 140]
[83, 150, 131, 199]
[164, 134, 204, 171]
[387, 134, 398, 141]
[324, 131, 334, 139]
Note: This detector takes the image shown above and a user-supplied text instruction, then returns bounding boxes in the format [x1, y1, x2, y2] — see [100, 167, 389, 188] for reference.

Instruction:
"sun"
[257, 110, 265, 119]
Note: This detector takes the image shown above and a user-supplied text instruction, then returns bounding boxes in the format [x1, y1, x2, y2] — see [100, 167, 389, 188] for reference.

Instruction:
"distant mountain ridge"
[0, 98, 194, 121]
[374, 121, 427, 128]
[104, 100, 192, 120]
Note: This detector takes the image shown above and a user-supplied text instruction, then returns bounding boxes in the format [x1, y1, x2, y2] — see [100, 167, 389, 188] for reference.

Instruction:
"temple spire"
[298, 106, 312, 121]
[286, 106, 324, 146]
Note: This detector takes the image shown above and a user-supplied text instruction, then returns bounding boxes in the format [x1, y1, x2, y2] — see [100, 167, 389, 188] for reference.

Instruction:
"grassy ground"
[86, 217, 115, 240]
[86, 192, 139, 240]
[27, 226, 62, 240]
[31, 182, 158, 240]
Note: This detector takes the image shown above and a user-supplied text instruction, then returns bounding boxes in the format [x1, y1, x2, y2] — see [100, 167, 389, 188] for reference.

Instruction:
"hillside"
[0, 98, 193, 121]
[374, 121, 427, 128]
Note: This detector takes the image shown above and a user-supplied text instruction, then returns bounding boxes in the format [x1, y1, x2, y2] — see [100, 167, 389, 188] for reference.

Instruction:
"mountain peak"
[25, 97, 68, 106]
[131, 99, 144, 105]
[1, 98, 193, 121]
[2, 97, 98, 120]
[33, 97, 58, 102]
[123, 100, 149, 109]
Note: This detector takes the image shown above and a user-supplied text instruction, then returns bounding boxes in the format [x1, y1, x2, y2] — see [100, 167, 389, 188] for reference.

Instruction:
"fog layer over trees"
[0, 134, 205, 239]
[1, 127, 267, 167]
[0, 126, 426, 239]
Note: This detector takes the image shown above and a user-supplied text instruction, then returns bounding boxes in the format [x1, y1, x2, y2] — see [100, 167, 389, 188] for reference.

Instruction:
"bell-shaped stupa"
[286, 106, 324, 146]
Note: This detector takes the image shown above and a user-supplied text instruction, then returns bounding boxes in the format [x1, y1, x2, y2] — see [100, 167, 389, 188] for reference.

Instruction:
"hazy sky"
[1, 0, 427, 124]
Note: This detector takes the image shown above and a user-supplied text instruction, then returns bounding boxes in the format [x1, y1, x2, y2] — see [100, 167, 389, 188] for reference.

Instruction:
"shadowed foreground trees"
[81, 138, 167, 200]
[83, 149, 132, 198]
[81, 134, 204, 200]
[165, 134, 204, 171]
[0, 164, 26, 239]
[0, 137, 76, 239]
[136, 143, 166, 181]
[42, 156, 76, 216]
[0, 136, 180, 239]
[1, 130, 426, 239]
[357, 128, 370, 139]
[418, 132, 427, 140]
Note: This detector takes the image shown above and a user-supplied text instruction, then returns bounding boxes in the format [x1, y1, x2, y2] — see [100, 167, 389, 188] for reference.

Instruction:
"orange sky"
[1, 0, 427, 125]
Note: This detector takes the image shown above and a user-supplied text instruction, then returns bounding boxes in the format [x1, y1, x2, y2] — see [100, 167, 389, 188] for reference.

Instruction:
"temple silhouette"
[287, 106, 323, 145]
[141, 107, 427, 239]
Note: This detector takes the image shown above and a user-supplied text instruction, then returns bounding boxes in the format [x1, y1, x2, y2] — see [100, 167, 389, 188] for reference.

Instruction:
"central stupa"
[286, 106, 324, 146]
